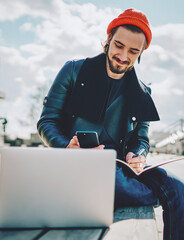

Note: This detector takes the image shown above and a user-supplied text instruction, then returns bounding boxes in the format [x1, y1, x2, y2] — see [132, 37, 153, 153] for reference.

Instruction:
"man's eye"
[129, 50, 137, 55]
[115, 43, 122, 48]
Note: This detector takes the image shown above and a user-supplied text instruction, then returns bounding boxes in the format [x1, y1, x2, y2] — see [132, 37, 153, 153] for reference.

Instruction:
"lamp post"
[0, 90, 6, 146]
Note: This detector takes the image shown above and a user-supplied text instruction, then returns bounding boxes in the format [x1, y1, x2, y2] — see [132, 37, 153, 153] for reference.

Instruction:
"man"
[38, 8, 184, 240]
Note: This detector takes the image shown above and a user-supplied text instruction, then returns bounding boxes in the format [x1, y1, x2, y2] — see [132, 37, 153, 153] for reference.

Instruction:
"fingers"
[92, 145, 105, 150]
[126, 152, 135, 161]
[129, 162, 145, 173]
[126, 152, 146, 173]
[72, 136, 80, 146]
[127, 156, 145, 167]
[66, 136, 80, 149]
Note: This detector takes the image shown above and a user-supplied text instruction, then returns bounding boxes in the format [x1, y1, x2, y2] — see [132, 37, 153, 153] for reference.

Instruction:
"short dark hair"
[103, 24, 147, 54]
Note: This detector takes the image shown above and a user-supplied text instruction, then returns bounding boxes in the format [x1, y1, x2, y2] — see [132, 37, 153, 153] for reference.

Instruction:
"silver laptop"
[0, 147, 116, 228]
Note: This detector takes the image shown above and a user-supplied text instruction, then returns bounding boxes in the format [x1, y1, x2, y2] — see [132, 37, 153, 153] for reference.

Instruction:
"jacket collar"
[67, 54, 110, 122]
[125, 68, 159, 121]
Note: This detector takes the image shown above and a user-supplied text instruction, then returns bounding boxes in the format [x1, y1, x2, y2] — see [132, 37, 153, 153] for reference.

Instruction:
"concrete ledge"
[103, 206, 158, 240]
[103, 219, 158, 240]
[114, 206, 155, 222]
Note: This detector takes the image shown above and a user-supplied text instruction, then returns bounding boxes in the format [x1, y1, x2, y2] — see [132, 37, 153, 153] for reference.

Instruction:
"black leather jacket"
[37, 54, 159, 159]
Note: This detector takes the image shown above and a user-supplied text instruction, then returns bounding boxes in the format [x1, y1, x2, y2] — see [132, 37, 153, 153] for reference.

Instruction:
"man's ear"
[138, 55, 141, 64]
[138, 49, 144, 64]
[138, 46, 145, 64]
[107, 33, 112, 45]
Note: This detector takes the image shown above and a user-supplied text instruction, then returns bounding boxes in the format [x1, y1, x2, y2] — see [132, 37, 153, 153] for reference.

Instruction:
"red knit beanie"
[107, 8, 152, 49]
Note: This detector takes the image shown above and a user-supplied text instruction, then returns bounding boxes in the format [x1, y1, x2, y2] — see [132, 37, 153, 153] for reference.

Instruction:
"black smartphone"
[76, 131, 100, 148]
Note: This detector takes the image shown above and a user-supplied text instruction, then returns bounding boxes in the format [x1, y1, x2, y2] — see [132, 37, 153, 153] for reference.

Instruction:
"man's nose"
[119, 49, 128, 62]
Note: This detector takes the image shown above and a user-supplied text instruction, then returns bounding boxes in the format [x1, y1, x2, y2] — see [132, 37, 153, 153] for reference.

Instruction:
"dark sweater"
[99, 69, 126, 160]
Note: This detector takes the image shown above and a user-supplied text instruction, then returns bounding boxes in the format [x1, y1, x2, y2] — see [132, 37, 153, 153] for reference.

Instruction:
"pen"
[133, 148, 145, 158]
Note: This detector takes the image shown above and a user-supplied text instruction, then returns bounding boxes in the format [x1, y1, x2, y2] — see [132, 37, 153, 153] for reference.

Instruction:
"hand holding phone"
[76, 131, 100, 148]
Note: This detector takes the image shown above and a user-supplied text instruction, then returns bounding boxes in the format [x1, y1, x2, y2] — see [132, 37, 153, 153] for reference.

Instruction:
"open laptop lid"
[0, 147, 116, 228]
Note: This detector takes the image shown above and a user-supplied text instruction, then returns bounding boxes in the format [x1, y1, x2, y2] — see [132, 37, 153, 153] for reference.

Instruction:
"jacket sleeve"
[126, 83, 153, 157]
[37, 61, 75, 148]
[126, 121, 150, 158]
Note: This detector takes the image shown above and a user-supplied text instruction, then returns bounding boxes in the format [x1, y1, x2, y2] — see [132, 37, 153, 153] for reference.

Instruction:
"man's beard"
[107, 52, 133, 74]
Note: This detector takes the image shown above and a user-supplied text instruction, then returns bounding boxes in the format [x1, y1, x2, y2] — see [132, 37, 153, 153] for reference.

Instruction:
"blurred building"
[151, 120, 184, 155]
[25, 133, 44, 147]
[3, 133, 44, 147]
[0, 90, 5, 99]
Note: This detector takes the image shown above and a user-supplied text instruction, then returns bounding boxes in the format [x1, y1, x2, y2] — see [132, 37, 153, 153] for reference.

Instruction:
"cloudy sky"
[0, 0, 184, 139]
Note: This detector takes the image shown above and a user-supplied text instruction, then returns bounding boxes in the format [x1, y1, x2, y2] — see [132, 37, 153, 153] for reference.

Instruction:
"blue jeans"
[115, 165, 184, 240]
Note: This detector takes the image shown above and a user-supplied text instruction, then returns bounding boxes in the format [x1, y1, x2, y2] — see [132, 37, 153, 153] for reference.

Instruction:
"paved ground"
[154, 206, 163, 240]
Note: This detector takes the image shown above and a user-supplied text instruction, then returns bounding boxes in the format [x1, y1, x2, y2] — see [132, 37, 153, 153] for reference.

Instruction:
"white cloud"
[0, 46, 24, 65]
[149, 45, 169, 61]
[151, 77, 174, 96]
[153, 24, 184, 40]
[0, 1, 29, 21]
[35, 20, 65, 47]
[0, 0, 50, 22]
[15, 77, 23, 82]
[19, 22, 34, 31]
[172, 88, 184, 96]
[20, 43, 49, 56]
[0, 29, 3, 43]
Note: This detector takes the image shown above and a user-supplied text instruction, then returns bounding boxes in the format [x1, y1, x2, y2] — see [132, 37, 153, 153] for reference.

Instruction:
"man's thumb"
[126, 152, 134, 161]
